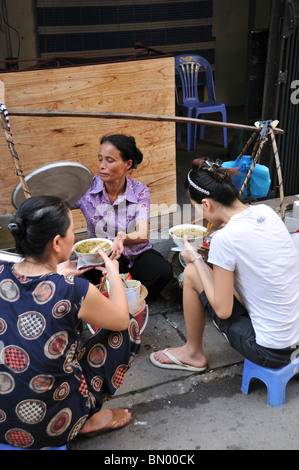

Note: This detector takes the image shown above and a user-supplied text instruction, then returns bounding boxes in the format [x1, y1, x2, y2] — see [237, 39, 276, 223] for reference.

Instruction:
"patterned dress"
[0, 262, 140, 449]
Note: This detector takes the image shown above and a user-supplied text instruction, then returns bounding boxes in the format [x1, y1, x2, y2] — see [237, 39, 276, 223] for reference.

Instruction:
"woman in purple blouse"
[72, 134, 173, 300]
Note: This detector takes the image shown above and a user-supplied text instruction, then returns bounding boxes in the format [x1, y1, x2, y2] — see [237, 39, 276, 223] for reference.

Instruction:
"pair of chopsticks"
[121, 277, 129, 288]
[192, 218, 214, 237]
[99, 274, 129, 293]
[205, 221, 214, 236]
[89, 242, 105, 254]
[191, 216, 213, 235]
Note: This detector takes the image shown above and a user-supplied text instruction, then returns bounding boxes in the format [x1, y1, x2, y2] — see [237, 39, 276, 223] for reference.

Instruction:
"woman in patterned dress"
[0, 195, 140, 449]
[72, 134, 173, 300]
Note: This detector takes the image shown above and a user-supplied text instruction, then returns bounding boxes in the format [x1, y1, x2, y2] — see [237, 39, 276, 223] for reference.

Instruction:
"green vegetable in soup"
[75, 240, 110, 253]
[171, 227, 204, 239]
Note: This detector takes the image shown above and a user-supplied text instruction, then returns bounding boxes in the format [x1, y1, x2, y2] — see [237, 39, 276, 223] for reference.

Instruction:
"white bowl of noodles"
[169, 224, 206, 250]
[74, 238, 113, 265]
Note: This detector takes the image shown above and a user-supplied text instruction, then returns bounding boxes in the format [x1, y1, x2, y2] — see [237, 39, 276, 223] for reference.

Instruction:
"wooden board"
[0, 57, 176, 233]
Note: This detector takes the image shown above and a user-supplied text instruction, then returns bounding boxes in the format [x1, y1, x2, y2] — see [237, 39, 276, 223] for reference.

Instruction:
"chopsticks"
[121, 277, 129, 288]
[89, 243, 104, 254]
[99, 274, 129, 293]
[205, 221, 213, 236]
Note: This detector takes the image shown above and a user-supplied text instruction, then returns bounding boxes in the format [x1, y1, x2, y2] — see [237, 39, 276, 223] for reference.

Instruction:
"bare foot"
[153, 345, 207, 369]
[79, 408, 132, 435]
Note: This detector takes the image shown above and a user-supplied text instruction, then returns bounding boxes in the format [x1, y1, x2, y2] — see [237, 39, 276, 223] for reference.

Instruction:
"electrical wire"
[1, 0, 21, 61]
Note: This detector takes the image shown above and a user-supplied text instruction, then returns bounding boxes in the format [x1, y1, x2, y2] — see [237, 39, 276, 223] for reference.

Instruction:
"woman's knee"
[183, 263, 196, 282]
[183, 263, 203, 291]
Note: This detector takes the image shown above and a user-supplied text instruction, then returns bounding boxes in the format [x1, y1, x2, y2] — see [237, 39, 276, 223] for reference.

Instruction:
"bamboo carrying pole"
[237, 124, 285, 221]
[269, 127, 285, 221]
[238, 132, 268, 197]
[0, 79, 285, 219]
[206, 123, 285, 235]
[6, 107, 285, 135]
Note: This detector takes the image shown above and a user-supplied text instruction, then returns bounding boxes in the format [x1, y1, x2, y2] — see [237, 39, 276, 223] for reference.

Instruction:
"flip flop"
[78, 408, 135, 438]
[150, 348, 207, 373]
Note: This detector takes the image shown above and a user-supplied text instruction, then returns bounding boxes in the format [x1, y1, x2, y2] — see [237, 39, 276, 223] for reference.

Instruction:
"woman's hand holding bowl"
[181, 235, 199, 264]
[57, 258, 93, 277]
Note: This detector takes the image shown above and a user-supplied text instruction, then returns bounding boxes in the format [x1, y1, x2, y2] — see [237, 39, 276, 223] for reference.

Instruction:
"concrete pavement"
[70, 288, 299, 451]
[70, 114, 299, 452]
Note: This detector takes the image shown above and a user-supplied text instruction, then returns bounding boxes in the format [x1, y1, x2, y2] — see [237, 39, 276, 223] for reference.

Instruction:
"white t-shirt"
[208, 204, 299, 349]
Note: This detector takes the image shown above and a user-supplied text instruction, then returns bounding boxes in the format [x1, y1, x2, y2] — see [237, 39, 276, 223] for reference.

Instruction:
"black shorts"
[199, 291, 296, 369]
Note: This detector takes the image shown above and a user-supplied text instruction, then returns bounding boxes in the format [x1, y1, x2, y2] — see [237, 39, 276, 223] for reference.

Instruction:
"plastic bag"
[222, 155, 271, 198]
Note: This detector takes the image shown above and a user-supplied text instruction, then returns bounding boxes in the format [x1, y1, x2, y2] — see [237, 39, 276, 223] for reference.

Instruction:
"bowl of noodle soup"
[74, 237, 113, 264]
[169, 224, 206, 250]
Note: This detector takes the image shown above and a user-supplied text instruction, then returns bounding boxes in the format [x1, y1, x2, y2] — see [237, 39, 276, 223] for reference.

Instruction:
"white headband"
[187, 171, 210, 196]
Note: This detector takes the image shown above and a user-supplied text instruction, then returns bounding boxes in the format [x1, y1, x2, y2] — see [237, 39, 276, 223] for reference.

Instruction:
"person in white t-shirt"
[150, 158, 299, 372]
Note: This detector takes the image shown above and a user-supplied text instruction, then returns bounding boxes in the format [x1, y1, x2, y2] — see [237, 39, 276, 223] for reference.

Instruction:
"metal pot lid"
[12, 161, 93, 208]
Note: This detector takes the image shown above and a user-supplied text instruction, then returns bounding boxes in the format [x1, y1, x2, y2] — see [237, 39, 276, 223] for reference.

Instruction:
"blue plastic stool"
[0, 443, 67, 450]
[241, 358, 299, 406]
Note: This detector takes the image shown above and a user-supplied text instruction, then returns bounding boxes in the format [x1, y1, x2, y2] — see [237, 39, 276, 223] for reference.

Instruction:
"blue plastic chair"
[241, 358, 299, 407]
[175, 54, 227, 152]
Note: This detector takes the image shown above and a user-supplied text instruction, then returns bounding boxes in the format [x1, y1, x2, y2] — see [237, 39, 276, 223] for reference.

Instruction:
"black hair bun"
[8, 218, 25, 237]
[129, 136, 143, 167]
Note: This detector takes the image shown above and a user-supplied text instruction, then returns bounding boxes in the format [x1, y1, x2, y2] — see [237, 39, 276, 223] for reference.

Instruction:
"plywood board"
[0, 57, 176, 233]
